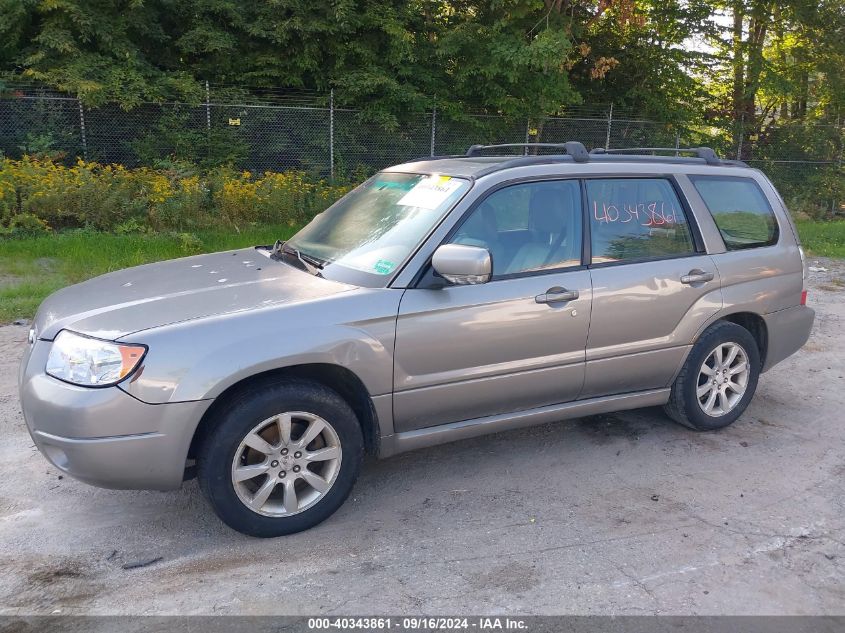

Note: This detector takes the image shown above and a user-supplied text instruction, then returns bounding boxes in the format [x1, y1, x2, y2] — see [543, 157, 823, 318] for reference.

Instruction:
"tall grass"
[794, 220, 845, 259]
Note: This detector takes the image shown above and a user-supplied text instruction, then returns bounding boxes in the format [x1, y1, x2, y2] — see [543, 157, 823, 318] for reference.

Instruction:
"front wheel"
[664, 321, 761, 431]
[197, 379, 363, 537]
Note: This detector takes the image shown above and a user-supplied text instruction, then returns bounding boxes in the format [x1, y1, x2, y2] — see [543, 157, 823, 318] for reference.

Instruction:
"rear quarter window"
[690, 176, 779, 250]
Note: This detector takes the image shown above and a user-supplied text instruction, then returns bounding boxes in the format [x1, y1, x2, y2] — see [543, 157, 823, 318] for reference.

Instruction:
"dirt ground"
[0, 259, 844, 616]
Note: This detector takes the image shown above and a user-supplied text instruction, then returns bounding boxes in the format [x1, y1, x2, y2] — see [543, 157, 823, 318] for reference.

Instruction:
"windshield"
[285, 172, 470, 286]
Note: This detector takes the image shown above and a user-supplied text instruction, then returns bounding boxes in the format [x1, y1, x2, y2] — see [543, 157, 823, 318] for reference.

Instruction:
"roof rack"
[466, 142, 590, 163]
[401, 142, 746, 177]
[589, 146, 722, 165]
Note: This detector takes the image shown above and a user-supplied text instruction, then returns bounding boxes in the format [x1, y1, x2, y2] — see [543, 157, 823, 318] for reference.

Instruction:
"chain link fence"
[1, 82, 842, 216]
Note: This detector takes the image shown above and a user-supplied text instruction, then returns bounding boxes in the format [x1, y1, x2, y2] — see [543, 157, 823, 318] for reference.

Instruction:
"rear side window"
[690, 176, 779, 250]
[586, 178, 695, 263]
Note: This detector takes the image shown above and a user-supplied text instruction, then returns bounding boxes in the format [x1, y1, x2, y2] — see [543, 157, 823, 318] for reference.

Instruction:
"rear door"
[687, 174, 803, 314]
[582, 177, 722, 398]
[392, 179, 592, 432]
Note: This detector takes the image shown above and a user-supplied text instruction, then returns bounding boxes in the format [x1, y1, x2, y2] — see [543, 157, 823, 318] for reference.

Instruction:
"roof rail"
[473, 155, 578, 178]
[400, 142, 747, 175]
[466, 142, 590, 163]
[590, 146, 722, 166]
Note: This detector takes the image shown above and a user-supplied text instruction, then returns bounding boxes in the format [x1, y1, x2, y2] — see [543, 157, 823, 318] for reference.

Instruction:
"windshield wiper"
[299, 251, 326, 270]
[271, 240, 325, 276]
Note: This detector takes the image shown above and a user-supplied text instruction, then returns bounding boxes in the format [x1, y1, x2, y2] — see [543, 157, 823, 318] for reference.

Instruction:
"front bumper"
[19, 339, 211, 490]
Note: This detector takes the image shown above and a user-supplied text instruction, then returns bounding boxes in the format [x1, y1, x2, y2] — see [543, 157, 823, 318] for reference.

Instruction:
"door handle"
[535, 287, 579, 304]
[680, 270, 714, 285]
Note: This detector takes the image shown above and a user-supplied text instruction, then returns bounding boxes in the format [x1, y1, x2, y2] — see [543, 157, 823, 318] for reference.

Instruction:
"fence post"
[430, 97, 437, 157]
[329, 88, 335, 182]
[605, 103, 613, 149]
[524, 118, 530, 155]
[675, 129, 681, 154]
[205, 80, 211, 132]
[205, 80, 211, 163]
[77, 98, 88, 160]
[836, 116, 843, 215]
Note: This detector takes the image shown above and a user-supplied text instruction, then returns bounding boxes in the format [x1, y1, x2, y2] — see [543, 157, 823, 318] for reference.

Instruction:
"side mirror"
[431, 244, 492, 286]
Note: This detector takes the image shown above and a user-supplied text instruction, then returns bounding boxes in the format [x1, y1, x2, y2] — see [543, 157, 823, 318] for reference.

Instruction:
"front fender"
[117, 289, 401, 404]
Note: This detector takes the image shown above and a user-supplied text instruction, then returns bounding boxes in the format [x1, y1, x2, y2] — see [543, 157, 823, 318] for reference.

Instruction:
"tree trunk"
[731, 1, 745, 153]
[736, 3, 772, 160]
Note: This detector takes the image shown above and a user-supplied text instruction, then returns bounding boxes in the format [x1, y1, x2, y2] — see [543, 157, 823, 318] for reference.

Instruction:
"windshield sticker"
[397, 175, 462, 209]
[373, 259, 396, 275]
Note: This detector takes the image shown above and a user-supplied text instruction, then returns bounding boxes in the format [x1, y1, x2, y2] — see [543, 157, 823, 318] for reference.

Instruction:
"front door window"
[451, 180, 583, 276]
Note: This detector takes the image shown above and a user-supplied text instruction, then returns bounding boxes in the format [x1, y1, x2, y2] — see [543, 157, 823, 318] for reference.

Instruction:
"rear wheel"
[197, 379, 363, 537]
[664, 321, 760, 431]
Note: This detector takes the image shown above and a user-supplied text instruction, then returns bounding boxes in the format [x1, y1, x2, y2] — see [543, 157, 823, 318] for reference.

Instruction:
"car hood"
[33, 248, 354, 341]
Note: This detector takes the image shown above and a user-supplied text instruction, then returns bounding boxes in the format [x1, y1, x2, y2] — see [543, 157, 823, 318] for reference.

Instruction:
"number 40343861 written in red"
[593, 200, 679, 226]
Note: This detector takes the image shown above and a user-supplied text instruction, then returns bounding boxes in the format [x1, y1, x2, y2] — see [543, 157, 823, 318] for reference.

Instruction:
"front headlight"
[46, 330, 146, 387]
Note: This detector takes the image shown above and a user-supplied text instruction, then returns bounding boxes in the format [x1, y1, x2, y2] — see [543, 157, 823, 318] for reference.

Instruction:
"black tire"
[664, 321, 761, 431]
[197, 378, 363, 537]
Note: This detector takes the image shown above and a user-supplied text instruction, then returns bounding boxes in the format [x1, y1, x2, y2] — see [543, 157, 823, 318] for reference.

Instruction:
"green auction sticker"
[373, 259, 395, 275]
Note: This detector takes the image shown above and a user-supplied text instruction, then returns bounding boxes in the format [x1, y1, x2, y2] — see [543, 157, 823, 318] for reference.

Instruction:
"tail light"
[798, 246, 808, 305]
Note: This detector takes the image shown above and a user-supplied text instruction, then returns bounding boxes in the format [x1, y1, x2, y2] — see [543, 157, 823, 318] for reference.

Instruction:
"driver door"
[392, 179, 592, 432]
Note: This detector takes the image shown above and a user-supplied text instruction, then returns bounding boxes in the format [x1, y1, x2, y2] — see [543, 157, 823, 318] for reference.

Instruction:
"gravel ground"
[0, 259, 844, 616]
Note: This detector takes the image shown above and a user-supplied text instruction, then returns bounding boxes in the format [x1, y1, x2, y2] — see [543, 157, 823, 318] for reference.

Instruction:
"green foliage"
[794, 220, 845, 257]
[114, 217, 149, 235]
[0, 0, 201, 108]
[428, 3, 579, 119]
[572, 0, 717, 122]
[177, 231, 204, 253]
[18, 132, 60, 159]
[0, 157, 351, 233]
[0, 0, 842, 209]
[0, 91, 82, 161]
[2, 0, 842, 135]
[130, 107, 248, 168]
[701, 0, 845, 155]
[784, 167, 845, 219]
[0, 1, 628, 119]
[0, 212, 50, 236]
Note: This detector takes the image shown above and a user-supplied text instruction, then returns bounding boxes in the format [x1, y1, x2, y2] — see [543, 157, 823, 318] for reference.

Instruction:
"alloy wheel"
[696, 342, 750, 417]
[231, 412, 342, 517]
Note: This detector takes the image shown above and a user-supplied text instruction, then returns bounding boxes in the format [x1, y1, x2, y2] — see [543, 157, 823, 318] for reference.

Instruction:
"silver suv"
[19, 143, 814, 536]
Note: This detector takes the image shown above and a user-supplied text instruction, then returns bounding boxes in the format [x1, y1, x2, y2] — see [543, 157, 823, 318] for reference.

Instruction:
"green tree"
[704, 0, 844, 156]
[3, 0, 841, 143]
[0, 0, 201, 107]
[571, 0, 718, 122]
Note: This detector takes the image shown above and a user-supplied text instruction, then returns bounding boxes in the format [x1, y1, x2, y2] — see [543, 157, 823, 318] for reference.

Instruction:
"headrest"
[461, 201, 498, 240]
